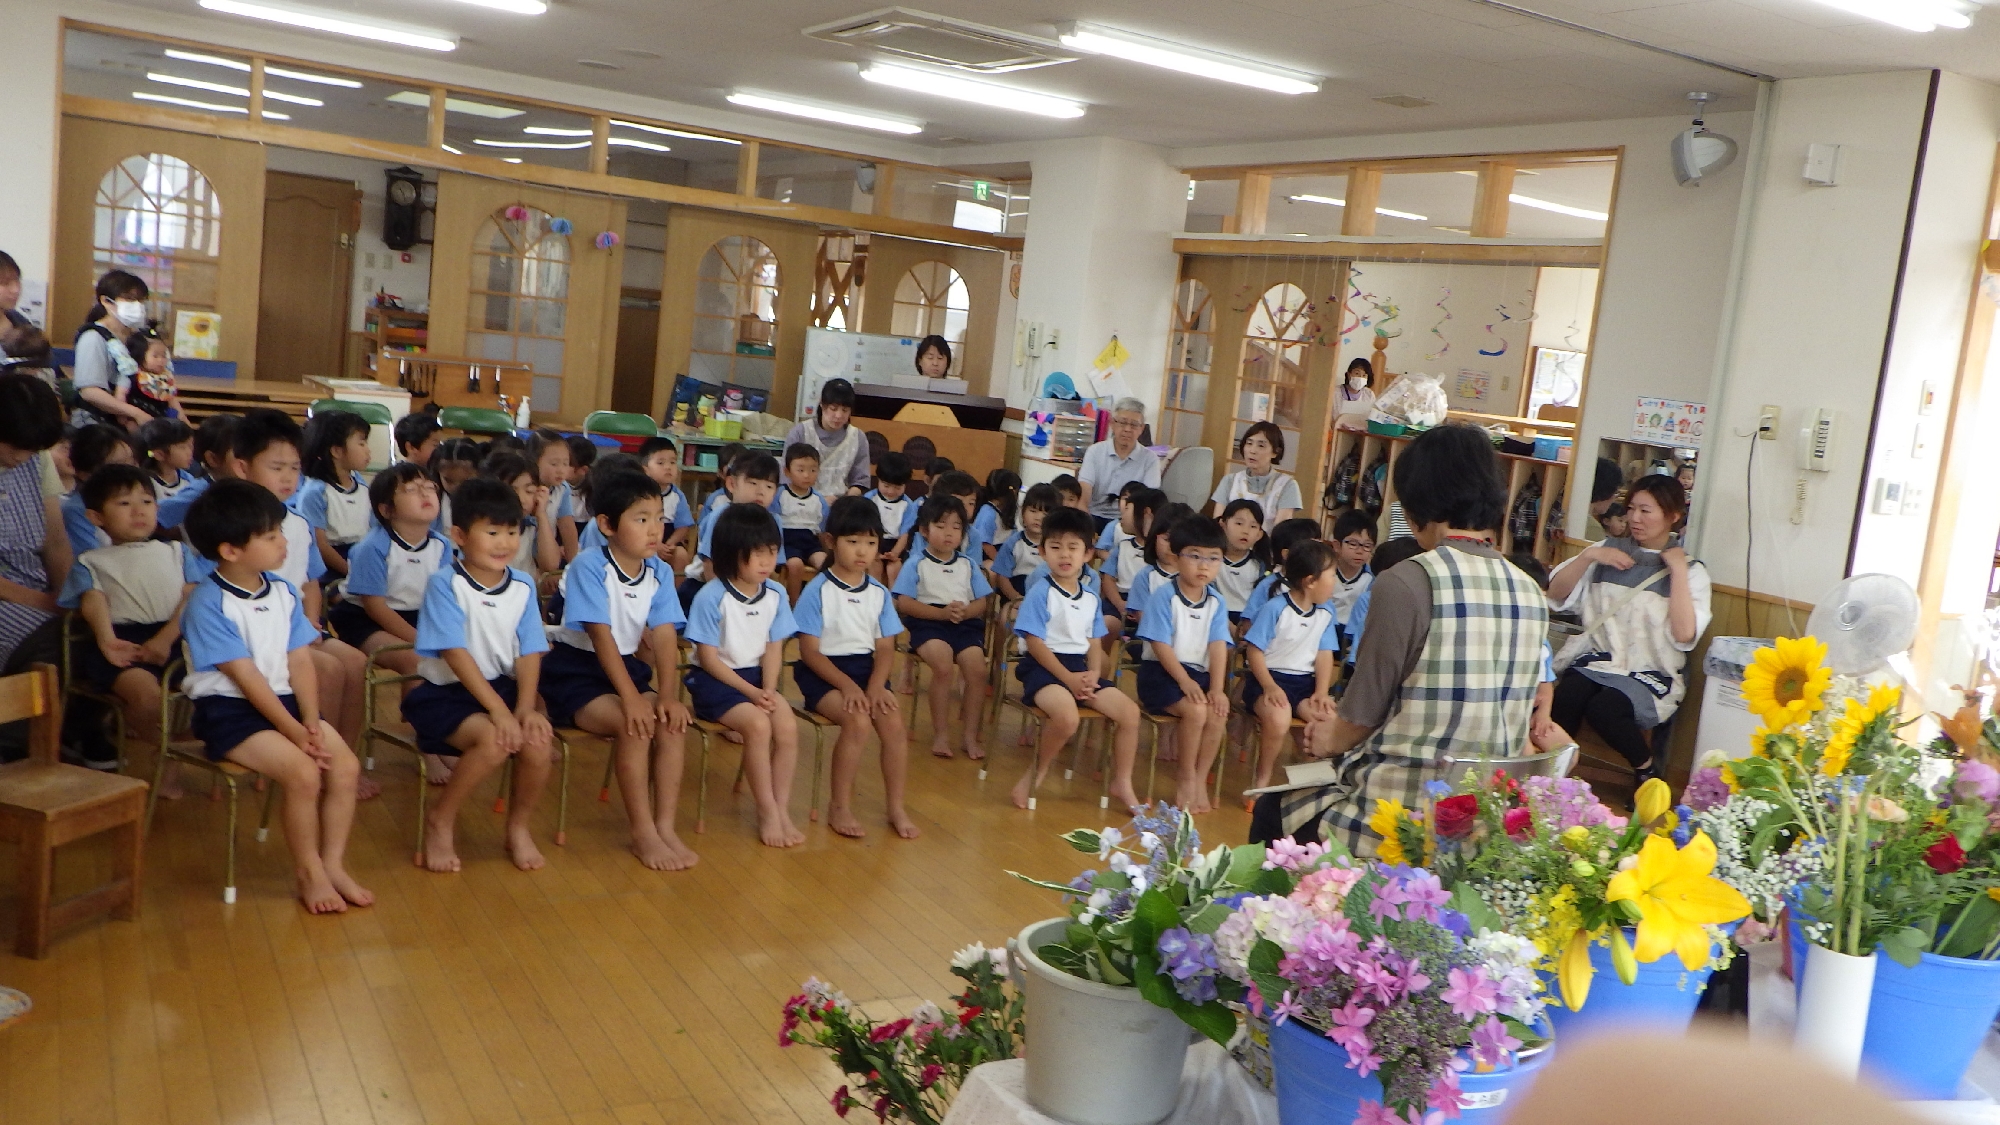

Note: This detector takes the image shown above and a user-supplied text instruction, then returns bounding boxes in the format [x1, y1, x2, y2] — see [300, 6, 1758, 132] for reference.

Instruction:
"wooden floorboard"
[0, 698, 1254, 1124]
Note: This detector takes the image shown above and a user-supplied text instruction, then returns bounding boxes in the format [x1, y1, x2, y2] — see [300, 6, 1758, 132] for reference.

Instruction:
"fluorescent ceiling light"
[197, 0, 458, 51]
[502, 157, 523, 163]
[608, 137, 670, 152]
[441, 0, 547, 13]
[1810, 0, 1981, 31]
[441, 143, 463, 154]
[1058, 23, 1319, 95]
[1287, 194, 1426, 221]
[386, 91, 523, 118]
[614, 120, 741, 144]
[147, 72, 323, 106]
[726, 92, 922, 135]
[859, 62, 1085, 119]
[523, 126, 592, 136]
[1508, 194, 1608, 221]
[162, 49, 362, 87]
[132, 91, 289, 119]
[474, 138, 590, 149]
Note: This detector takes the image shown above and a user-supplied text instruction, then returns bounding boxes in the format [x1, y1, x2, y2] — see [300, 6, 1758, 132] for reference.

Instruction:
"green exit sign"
[973, 181, 990, 201]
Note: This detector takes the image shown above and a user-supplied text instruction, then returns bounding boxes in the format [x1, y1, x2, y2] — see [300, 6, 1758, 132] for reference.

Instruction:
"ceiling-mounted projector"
[1673, 92, 1738, 187]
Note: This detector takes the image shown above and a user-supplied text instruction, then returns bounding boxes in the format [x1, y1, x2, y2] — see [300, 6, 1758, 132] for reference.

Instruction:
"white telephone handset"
[1798, 408, 1835, 472]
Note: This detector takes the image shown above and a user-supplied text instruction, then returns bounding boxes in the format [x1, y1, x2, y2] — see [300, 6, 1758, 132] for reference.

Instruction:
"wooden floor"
[0, 703, 1253, 1125]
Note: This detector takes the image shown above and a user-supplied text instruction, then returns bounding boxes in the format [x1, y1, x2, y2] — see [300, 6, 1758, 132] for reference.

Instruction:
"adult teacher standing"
[1077, 398, 1161, 534]
[1252, 424, 1549, 855]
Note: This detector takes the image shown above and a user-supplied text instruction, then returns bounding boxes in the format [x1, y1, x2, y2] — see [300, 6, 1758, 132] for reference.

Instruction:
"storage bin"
[1534, 436, 1574, 461]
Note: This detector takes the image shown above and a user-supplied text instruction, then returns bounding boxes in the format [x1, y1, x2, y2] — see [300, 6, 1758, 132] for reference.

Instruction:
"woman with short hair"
[1208, 420, 1299, 530]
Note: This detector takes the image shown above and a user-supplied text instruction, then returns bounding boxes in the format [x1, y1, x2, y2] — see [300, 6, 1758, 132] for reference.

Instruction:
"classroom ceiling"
[95, 0, 2000, 150]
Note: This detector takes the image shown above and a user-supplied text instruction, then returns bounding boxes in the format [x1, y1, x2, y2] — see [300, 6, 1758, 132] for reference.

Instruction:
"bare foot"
[828, 806, 866, 838]
[1109, 782, 1143, 812]
[964, 739, 986, 761]
[930, 739, 954, 759]
[424, 754, 454, 785]
[630, 832, 680, 870]
[298, 871, 347, 914]
[505, 826, 545, 872]
[326, 867, 374, 908]
[1175, 782, 1204, 812]
[421, 817, 462, 873]
[355, 774, 382, 801]
[758, 812, 792, 848]
[888, 809, 921, 839]
[1010, 772, 1041, 810]
[657, 830, 700, 870]
[782, 816, 807, 847]
[157, 763, 187, 801]
[722, 729, 744, 745]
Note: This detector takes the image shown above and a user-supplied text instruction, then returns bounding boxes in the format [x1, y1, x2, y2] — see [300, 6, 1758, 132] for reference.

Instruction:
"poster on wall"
[174, 310, 221, 360]
[1454, 369, 1490, 404]
[1632, 396, 1706, 444]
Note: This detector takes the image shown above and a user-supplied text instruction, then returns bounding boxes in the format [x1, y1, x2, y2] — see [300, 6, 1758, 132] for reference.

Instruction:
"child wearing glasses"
[1327, 508, 1377, 651]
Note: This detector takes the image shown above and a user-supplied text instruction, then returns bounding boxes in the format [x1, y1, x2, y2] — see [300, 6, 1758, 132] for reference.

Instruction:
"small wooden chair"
[0, 665, 149, 957]
[997, 649, 1115, 810]
[59, 612, 129, 771]
[143, 656, 278, 904]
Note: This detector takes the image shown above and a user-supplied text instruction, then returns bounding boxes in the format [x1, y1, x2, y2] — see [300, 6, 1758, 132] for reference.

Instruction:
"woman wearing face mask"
[1332, 357, 1377, 431]
[71, 270, 158, 431]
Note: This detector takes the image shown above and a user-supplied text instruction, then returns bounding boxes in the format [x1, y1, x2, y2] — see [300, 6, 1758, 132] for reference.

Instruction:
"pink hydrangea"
[1957, 759, 2000, 804]
[1291, 863, 1365, 914]
[1264, 837, 1329, 871]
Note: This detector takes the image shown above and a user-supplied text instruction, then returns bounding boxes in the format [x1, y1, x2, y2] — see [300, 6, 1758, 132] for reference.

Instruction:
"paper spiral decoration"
[549, 217, 573, 235]
[595, 231, 621, 250]
[503, 204, 529, 222]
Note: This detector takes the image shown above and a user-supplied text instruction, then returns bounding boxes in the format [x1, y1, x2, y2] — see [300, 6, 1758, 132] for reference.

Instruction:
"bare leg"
[423, 715, 508, 873]
[956, 647, 988, 759]
[576, 694, 684, 870]
[309, 643, 376, 800]
[876, 705, 916, 838]
[1167, 698, 1210, 812]
[820, 694, 873, 839]
[918, 639, 957, 757]
[1090, 689, 1143, 812]
[1012, 686, 1079, 809]
[1254, 693, 1292, 790]
[648, 723, 696, 867]
[1183, 706, 1225, 816]
[721, 703, 799, 847]
[113, 669, 176, 797]
[504, 726, 553, 871]
[311, 722, 372, 907]
[767, 701, 803, 845]
[225, 731, 339, 912]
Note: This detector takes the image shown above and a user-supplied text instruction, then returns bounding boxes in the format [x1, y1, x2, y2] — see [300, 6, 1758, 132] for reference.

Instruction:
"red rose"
[1926, 835, 1967, 874]
[959, 1005, 983, 1027]
[1434, 795, 1479, 839]
[1503, 806, 1534, 842]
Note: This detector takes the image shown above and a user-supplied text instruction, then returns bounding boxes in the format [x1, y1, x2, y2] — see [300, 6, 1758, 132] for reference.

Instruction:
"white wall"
[1345, 261, 1539, 412]
[1531, 267, 1598, 354]
[1008, 137, 1186, 413]
[0, 0, 63, 325]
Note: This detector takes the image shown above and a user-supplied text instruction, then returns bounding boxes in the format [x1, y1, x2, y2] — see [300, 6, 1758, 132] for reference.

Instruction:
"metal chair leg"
[598, 742, 615, 802]
[494, 757, 512, 814]
[223, 775, 239, 905]
[412, 752, 429, 866]
[554, 733, 570, 846]
[694, 726, 712, 834]
[257, 783, 275, 842]
[808, 724, 828, 823]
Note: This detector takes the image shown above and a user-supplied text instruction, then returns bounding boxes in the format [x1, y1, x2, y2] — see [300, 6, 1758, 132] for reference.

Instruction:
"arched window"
[691, 236, 781, 390]
[93, 153, 223, 330]
[890, 261, 969, 369]
[1236, 282, 1310, 470]
[466, 204, 571, 409]
[1158, 279, 1213, 449]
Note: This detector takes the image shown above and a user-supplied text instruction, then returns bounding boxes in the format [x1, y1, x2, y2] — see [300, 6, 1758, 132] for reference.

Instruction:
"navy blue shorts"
[328, 601, 419, 648]
[540, 642, 652, 729]
[75, 620, 173, 694]
[404, 676, 517, 757]
[192, 693, 302, 762]
[782, 528, 824, 564]
[1018, 650, 1113, 704]
[794, 653, 874, 713]
[1228, 610, 1244, 627]
[686, 664, 764, 723]
[1137, 661, 1214, 716]
[908, 617, 985, 656]
[1245, 669, 1321, 713]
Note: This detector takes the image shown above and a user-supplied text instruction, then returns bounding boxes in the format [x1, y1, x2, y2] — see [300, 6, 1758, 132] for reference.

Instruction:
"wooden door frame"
[258, 169, 358, 384]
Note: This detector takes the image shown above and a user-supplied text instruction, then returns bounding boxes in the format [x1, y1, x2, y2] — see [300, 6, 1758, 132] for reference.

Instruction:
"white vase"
[1012, 918, 1192, 1125]
[1795, 942, 1878, 1078]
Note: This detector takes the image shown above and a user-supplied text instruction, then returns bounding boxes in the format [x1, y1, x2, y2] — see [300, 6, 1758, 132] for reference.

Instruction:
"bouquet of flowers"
[1215, 839, 1549, 1123]
[780, 943, 1025, 1125]
[1411, 770, 1752, 1010]
[1011, 803, 1275, 1044]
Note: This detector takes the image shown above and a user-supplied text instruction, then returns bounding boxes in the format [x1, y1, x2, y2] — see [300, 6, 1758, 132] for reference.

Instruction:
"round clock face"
[388, 179, 418, 206]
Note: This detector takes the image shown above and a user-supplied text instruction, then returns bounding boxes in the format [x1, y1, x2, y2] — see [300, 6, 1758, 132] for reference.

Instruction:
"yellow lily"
[1606, 831, 1753, 970]
[1609, 927, 1638, 985]
[1558, 928, 1595, 1011]
[1634, 778, 1672, 828]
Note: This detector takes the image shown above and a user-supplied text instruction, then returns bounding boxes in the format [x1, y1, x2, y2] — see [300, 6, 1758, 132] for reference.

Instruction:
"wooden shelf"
[1319, 427, 1572, 563]
[358, 306, 430, 380]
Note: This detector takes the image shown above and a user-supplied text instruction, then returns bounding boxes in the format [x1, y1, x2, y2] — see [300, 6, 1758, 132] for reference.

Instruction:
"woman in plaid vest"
[1253, 424, 1548, 856]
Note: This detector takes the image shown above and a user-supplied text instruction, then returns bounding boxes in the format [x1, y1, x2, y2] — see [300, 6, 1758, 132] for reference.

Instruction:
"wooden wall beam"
[1341, 168, 1381, 237]
[426, 85, 447, 152]
[247, 58, 264, 123]
[589, 115, 609, 175]
[1184, 150, 1619, 180]
[873, 162, 897, 218]
[1173, 236, 1602, 266]
[1471, 160, 1516, 238]
[1235, 172, 1271, 237]
[737, 140, 761, 198]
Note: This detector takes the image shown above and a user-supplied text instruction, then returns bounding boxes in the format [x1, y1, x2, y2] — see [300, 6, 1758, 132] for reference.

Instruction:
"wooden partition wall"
[857, 236, 1004, 397]
[648, 208, 818, 422]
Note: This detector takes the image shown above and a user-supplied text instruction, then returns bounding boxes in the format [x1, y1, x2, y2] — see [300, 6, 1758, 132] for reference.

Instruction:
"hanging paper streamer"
[549, 217, 574, 235]
[595, 230, 621, 250]
[503, 204, 530, 222]
[1425, 286, 1453, 360]
[1374, 298, 1402, 340]
[1478, 304, 1512, 357]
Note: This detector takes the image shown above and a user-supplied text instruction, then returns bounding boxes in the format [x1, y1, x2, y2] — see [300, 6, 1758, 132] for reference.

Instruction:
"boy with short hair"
[911, 471, 984, 561]
[774, 442, 830, 596]
[1009, 506, 1142, 811]
[62, 423, 136, 555]
[635, 435, 695, 572]
[687, 451, 784, 595]
[792, 496, 915, 839]
[394, 413, 442, 469]
[407, 477, 556, 873]
[1136, 516, 1232, 814]
[181, 478, 372, 913]
[891, 496, 991, 762]
[58, 463, 202, 770]
[1327, 508, 1377, 646]
[867, 451, 917, 583]
[1050, 474, 1085, 511]
[540, 470, 696, 870]
[785, 377, 870, 497]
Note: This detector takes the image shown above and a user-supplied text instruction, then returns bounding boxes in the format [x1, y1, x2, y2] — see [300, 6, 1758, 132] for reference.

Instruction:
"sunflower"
[1741, 636, 1831, 730]
[1366, 798, 1410, 865]
[1821, 684, 1900, 777]
[1749, 726, 1773, 758]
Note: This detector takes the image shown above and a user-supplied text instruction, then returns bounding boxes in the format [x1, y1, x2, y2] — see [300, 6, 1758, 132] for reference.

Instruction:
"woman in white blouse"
[1208, 421, 1299, 531]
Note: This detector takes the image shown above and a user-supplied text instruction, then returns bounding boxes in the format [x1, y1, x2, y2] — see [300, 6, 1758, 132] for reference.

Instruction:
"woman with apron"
[786, 377, 870, 497]
[1208, 421, 1300, 532]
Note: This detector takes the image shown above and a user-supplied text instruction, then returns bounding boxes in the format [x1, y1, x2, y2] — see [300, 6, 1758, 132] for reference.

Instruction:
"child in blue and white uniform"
[1135, 516, 1232, 814]
[296, 409, 375, 579]
[137, 416, 197, 505]
[774, 442, 832, 592]
[529, 429, 580, 562]
[971, 468, 1018, 566]
[891, 495, 992, 761]
[1243, 540, 1343, 791]
[636, 435, 696, 574]
[1215, 499, 1270, 627]
[867, 450, 918, 584]
[327, 462, 448, 658]
[993, 483, 1058, 603]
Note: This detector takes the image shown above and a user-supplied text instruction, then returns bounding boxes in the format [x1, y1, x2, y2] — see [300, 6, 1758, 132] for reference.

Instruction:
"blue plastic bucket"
[1543, 927, 1725, 1041]
[1269, 1012, 1553, 1124]
[1862, 952, 2000, 1099]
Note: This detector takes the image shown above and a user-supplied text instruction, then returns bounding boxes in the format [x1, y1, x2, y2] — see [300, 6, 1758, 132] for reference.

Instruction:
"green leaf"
[1134, 887, 1181, 941]
[1134, 949, 1174, 1007]
[1451, 885, 1506, 935]
[1246, 939, 1289, 1013]
[1500, 1015, 1548, 1050]
[1186, 903, 1231, 935]
[1007, 871, 1083, 895]
[1881, 925, 1931, 969]
[1066, 923, 1097, 950]
[1227, 844, 1268, 887]
[1038, 942, 1087, 977]
[1094, 942, 1133, 986]
[1250, 867, 1293, 896]
[1941, 894, 2000, 958]
[1096, 870, 1132, 890]
[1178, 999, 1240, 1045]
[1062, 829, 1103, 854]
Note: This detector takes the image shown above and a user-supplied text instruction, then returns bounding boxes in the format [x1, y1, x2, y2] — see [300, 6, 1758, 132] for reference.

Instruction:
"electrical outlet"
[1758, 405, 1780, 439]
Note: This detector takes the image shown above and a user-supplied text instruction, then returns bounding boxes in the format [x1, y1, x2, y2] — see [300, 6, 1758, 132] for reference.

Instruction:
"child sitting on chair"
[138, 416, 196, 505]
[685, 451, 783, 598]
[480, 452, 562, 580]
[181, 479, 371, 914]
[541, 469, 695, 871]
[529, 430, 579, 562]
[158, 414, 236, 530]
[891, 496, 991, 762]
[793, 496, 915, 840]
[393, 413, 441, 470]
[1136, 515, 1232, 814]
[866, 451, 917, 585]
[1009, 506, 1141, 811]
[636, 435, 695, 573]
[992, 483, 1059, 603]
[911, 471, 984, 561]
[774, 442, 830, 596]
[62, 424, 135, 556]
[1244, 539, 1342, 791]
[296, 410, 375, 579]
[57, 463, 201, 776]
[685, 504, 803, 849]
[406, 477, 556, 873]
[1215, 499, 1270, 630]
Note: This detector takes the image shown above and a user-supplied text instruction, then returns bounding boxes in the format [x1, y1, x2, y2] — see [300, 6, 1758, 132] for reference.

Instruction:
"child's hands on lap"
[1069, 671, 1097, 702]
[490, 708, 523, 755]
[137, 636, 174, 666]
[1209, 691, 1230, 721]
[102, 638, 145, 668]
[754, 688, 780, 713]
[655, 695, 690, 734]
[946, 600, 967, 623]
[520, 708, 553, 750]
[840, 686, 869, 714]
[621, 694, 657, 738]
[869, 684, 899, 714]
[296, 721, 331, 765]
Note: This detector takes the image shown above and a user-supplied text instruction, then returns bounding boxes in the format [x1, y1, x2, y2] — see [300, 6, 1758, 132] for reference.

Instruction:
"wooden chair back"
[0, 665, 61, 765]
[1536, 404, 1580, 424]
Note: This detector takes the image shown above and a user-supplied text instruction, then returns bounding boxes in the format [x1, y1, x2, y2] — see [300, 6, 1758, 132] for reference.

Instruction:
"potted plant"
[1009, 804, 1269, 1125]
[1213, 838, 1554, 1124]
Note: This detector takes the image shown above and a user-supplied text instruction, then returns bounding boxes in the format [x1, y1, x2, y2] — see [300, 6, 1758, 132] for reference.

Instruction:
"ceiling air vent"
[804, 7, 1073, 73]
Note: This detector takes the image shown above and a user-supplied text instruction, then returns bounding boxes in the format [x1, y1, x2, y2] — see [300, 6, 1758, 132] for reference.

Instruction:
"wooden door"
[426, 173, 626, 426]
[256, 172, 357, 383]
[612, 288, 662, 414]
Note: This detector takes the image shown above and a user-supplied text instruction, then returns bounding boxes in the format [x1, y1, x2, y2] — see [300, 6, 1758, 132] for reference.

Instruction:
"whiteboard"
[799, 328, 922, 420]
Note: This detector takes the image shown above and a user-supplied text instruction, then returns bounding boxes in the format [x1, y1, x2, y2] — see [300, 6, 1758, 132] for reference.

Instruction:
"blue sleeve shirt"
[685, 577, 798, 668]
[415, 563, 549, 685]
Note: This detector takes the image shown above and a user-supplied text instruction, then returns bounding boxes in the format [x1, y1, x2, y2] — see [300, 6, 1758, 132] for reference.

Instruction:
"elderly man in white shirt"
[1077, 398, 1162, 534]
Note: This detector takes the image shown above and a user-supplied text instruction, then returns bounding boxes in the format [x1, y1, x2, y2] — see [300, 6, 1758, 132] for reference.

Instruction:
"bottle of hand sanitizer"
[515, 396, 531, 429]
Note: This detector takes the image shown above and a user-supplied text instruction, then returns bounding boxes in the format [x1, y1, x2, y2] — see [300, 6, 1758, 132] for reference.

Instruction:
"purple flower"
[1355, 1102, 1402, 1125]
[1353, 956, 1405, 1005]
[1684, 767, 1731, 811]
[1470, 1016, 1521, 1069]
[1957, 759, 2000, 804]
[1351, 1048, 1384, 1078]
[1426, 1070, 1466, 1117]
[1442, 966, 1499, 1020]
[1272, 990, 1306, 1026]
[1157, 928, 1219, 980]
[1400, 870, 1452, 924]
[1327, 996, 1376, 1063]
[1438, 909, 1471, 938]
[1263, 837, 1328, 871]
[1368, 878, 1409, 924]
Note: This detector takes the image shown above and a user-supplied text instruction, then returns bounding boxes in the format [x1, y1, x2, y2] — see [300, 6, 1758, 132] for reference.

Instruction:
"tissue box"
[1533, 436, 1573, 461]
